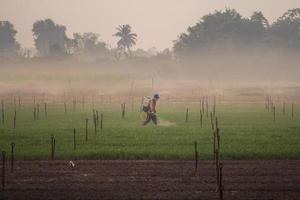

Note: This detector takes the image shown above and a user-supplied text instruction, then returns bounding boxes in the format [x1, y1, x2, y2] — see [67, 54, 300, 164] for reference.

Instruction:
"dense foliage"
[173, 9, 300, 56]
[0, 21, 19, 55]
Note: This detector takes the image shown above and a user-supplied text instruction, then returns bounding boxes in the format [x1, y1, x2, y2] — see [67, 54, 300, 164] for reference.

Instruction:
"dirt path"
[1, 160, 300, 200]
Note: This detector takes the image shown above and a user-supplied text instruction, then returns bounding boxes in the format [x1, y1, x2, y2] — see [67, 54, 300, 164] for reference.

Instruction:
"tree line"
[174, 8, 300, 57]
[1, 8, 300, 60]
[0, 19, 138, 59]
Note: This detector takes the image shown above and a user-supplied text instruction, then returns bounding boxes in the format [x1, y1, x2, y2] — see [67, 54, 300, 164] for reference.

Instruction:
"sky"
[0, 0, 300, 51]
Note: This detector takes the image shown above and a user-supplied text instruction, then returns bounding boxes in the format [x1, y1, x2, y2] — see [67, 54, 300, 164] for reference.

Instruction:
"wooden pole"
[206, 96, 209, 118]
[73, 128, 76, 150]
[96, 110, 99, 128]
[215, 149, 219, 186]
[1, 100, 4, 125]
[219, 163, 223, 200]
[100, 114, 103, 132]
[267, 96, 270, 112]
[273, 106, 276, 122]
[93, 110, 97, 135]
[37, 104, 40, 120]
[18, 96, 21, 108]
[11, 142, 15, 173]
[33, 105, 36, 121]
[85, 118, 88, 142]
[217, 128, 220, 150]
[213, 130, 216, 160]
[213, 96, 216, 118]
[44, 103, 47, 118]
[122, 103, 126, 119]
[64, 102, 67, 113]
[13, 110, 17, 129]
[210, 112, 214, 130]
[2, 151, 6, 191]
[92, 95, 94, 109]
[292, 103, 294, 119]
[199, 100, 202, 113]
[202, 96, 205, 115]
[200, 110, 203, 128]
[194, 141, 198, 173]
[185, 108, 189, 123]
[51, 135, 55, 160]
[14, 97, 16, 111]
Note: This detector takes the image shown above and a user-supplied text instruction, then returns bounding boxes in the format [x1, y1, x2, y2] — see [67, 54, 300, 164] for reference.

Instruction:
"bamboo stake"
[73, 128, 76, 150]
[11, 142, 15, 173]
[219, 163, 223, 200]
[194, 141, 198, 173]
[44, 102, 47, 117]
[292, 103, 294, 119]
[1, 151, 6, 191]
[1, 100, 4, 125]
[100, 113, 103, 132]
[13, 110, 16, 129]
[85, 118, 88, 141]
[51, 135, 55, 160]
[186, 108, 189, 123]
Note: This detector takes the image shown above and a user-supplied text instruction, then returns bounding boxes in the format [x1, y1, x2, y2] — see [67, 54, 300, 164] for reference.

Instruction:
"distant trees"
[1, 8, 300, 61]
[247, 12, 269, 41]
[174, 8, 300, 56]
[113, 24, 137, 57]
[0, 21, 20, 55]
[68, 32, 109, 57]
[32, 19, 67, 56]
[270, 8, 300, 49]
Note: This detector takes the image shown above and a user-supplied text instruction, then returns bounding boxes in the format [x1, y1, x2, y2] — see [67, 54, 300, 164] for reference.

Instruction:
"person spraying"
[143, 93, 160, 126]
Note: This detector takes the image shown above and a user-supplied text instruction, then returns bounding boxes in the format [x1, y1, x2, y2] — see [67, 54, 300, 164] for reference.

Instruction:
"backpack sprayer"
[139, 96, 151, 120]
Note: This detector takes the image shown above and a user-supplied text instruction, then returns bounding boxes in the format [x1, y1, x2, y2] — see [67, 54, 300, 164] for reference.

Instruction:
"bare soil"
[1, 160, 300, 200]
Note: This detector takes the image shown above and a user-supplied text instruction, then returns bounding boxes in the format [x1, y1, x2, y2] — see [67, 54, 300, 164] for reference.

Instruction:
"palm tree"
[113, 24, 137, 57]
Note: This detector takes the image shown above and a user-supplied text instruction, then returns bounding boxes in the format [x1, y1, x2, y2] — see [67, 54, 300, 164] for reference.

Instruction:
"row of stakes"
[51, 109, 105, 160]
[193, 97, 223, 200]
[1, 99, 130, 128]
[265, 96, 295, 122]
[1, 100, 48, 128]
[2, 95, 134, 117]
[193, 114, 223, 200]
[185, 96, 216, 128]
[2, 94, 224, 132]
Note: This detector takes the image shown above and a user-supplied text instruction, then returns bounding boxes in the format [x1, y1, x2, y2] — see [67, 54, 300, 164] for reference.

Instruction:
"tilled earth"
[1, 160, 299, 200]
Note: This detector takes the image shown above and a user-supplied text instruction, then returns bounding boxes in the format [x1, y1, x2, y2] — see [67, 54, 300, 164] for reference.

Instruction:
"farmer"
[143, 93, 160, 126]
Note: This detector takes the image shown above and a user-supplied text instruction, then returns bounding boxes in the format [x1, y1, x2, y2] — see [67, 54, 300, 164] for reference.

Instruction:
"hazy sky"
[0, 0, 299, 50]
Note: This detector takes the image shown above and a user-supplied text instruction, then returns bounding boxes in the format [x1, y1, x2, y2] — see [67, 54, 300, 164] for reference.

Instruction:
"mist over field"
[1, 3, 300, 99]
[1, 51, 300, 99]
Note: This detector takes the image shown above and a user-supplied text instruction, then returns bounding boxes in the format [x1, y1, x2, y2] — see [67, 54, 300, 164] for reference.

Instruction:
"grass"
[0, 100, 299, 160]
